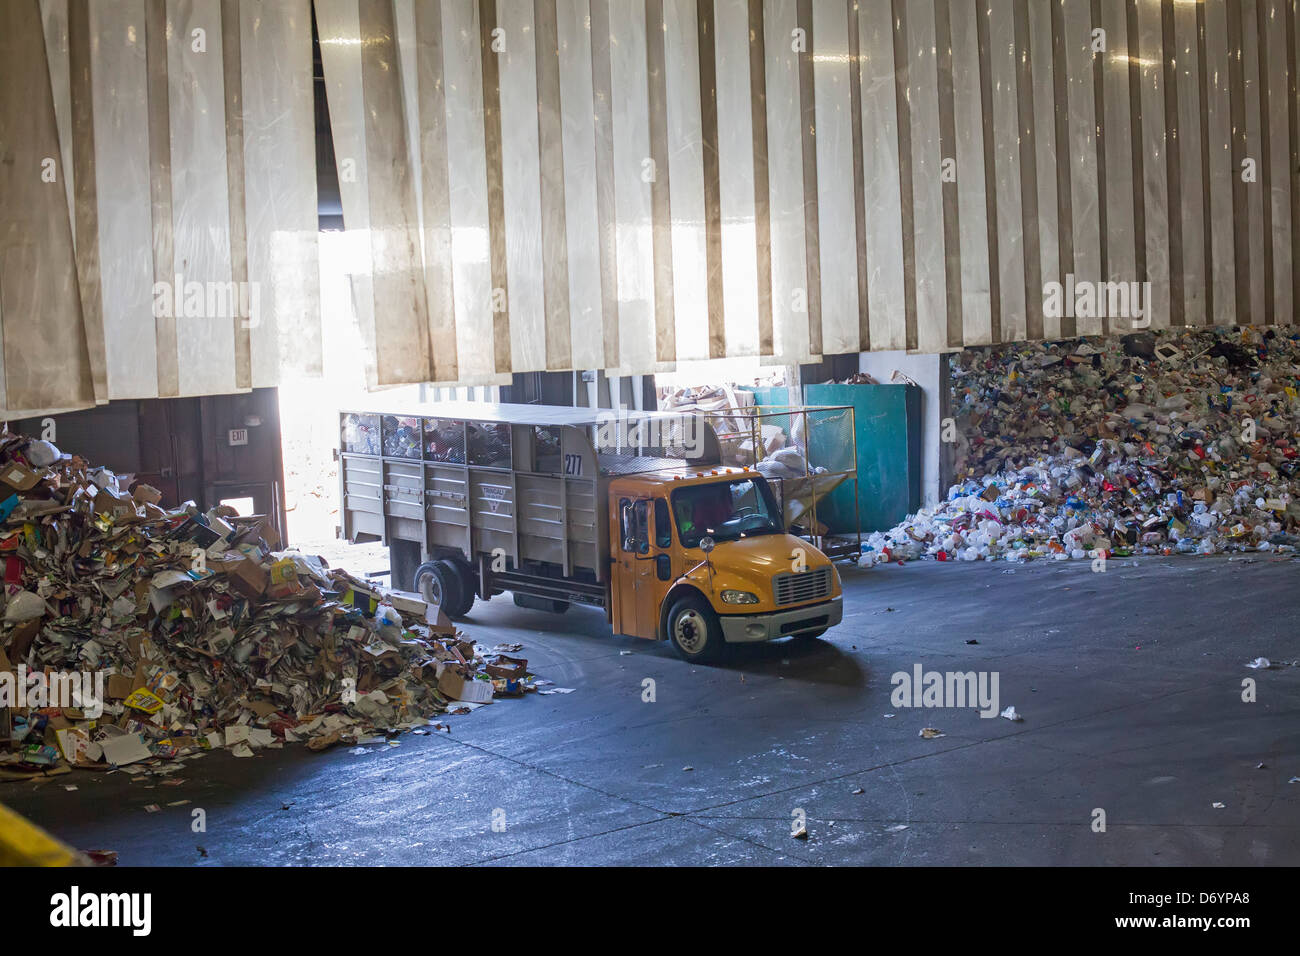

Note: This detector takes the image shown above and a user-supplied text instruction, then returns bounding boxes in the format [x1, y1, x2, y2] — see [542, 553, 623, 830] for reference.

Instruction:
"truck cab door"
[612, 497, 664, 639]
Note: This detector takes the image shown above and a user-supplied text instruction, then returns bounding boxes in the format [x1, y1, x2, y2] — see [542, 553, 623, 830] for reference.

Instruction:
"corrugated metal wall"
[0, 0, 320, 418]
[1, 1, 1297, 415]
[319, 0, 1300, 387]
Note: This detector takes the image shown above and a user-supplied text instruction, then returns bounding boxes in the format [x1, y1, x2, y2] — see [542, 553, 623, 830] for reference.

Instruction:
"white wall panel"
[496, 0, 547, 372]
[949, 0, 992, 345]
[607, 0, 657, 373]
[1173, 0, 1206, 326]
[762, 0, 812, 364]
[811, 0, 859, 356]
[0, 0, 95, 414]
[84, 0, 156, 399]
[316, 0, 378, 385]
[556, 0, 607, 371]
[1203, 0, 1236, 326]
[715, 0, 761, 357]
[1265, 0, 1292, 324]
[1240, 0, 1266, 323]
[1136, 0, 1170, 329]
[1063, 0, 1102, 336]
[905, 0, 947, 353]
[663, 0, 711, 362]
[1100, 0, 1136, 299]
[168, 0, 237, 396]
[986, 0, 1025, 343]
[441, 0, 499, 383]
[241, 0, 320, 385]
[40, 0, 75, 246]
[858, 0, 906, 351]
[1028, 1, 1060, 339]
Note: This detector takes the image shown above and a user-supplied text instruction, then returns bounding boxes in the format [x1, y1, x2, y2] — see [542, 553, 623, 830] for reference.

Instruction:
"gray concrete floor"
[6, 555, 1299, 866]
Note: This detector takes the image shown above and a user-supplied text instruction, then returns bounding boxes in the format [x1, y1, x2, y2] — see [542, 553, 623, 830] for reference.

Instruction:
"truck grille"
[772, 566, 832, 607]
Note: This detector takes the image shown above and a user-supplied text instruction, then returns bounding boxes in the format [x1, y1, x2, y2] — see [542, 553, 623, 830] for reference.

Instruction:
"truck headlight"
[720, 589, 759, 605]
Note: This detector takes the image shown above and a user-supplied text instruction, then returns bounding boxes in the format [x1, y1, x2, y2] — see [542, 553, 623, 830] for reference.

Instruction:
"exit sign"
[228, 428, 249, 446]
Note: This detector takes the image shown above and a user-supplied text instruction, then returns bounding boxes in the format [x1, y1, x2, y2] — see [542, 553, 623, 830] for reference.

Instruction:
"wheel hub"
[419, 572, 443, 608]
[674, 609, 707, 654]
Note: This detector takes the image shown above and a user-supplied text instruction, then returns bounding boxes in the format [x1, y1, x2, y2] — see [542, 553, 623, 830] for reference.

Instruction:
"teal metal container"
[736, 383, 922, 533]
[804, 383, 922, 533]
[744, 386, 794, 407]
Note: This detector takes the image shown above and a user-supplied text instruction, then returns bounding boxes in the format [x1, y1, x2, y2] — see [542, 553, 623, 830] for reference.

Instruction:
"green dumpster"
[803, 383, 922, 533]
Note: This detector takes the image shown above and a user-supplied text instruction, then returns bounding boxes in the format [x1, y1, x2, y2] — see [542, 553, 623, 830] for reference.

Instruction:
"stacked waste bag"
[0, 431, 535, 779]
[863, 327, 1300, 564]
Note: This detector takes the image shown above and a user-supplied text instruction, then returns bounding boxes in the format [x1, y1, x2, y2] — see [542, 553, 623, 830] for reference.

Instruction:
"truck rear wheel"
[416, 561, 464, 619]
[667, 594, 726, 663]
[440, 559, 477, 617]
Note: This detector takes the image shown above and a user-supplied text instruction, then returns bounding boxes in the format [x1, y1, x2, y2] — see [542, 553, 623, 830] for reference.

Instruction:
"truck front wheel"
[667, 595, 726, 663]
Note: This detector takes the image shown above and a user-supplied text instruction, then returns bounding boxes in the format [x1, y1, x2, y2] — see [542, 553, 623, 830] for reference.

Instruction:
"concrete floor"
[6, 555, 1299, 866]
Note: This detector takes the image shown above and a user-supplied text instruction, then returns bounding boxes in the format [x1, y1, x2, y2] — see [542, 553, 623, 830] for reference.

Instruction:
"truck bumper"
[718, 596, 843, 643]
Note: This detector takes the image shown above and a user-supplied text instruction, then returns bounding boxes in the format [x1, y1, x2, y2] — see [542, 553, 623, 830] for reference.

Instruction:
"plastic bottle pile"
[862, 327, 1300, 564]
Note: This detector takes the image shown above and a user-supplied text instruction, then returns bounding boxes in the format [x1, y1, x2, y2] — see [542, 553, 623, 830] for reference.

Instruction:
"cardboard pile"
[864, 327, 1300, 564]
[0, 431, 540, 780]
[658, 383, 757, 417]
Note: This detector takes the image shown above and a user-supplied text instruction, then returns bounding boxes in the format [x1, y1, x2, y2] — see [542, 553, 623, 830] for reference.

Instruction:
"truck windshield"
[671, 478, 782, 548]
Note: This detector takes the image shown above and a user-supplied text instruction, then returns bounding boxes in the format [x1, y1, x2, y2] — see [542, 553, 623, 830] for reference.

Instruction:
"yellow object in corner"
[0, 802, 84, 867]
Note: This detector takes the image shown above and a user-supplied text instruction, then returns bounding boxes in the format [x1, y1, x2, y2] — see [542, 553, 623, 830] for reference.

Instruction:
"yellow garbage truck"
[338, 402, 843, 661]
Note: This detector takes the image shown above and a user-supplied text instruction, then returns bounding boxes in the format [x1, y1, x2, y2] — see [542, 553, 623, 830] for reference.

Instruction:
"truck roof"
[341, 400, 696, 429]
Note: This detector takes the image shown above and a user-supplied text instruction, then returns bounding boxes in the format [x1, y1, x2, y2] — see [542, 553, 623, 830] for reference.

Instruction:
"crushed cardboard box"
[0, 430, 547, 781]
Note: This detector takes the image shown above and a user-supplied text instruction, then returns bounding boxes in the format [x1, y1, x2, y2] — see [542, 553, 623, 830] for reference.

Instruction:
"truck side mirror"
[700, 535, 715, 554]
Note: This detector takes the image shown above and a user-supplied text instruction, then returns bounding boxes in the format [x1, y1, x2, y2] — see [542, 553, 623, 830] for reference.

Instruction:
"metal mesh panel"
[805, 407, 854, 474]
[598, 453, 695, 476]
[382, 415, 422, 459]
[341, 413, 380, 455]
[591, 413, 709, 472]
[467, 422, 511, 468]
[700, 405, 859, 547]
[423, 418, 466, 463]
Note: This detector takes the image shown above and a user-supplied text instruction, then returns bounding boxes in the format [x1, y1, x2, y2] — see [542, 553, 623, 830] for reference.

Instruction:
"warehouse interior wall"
[3, 0, 1299, 416]
[0, 0, 323, 418]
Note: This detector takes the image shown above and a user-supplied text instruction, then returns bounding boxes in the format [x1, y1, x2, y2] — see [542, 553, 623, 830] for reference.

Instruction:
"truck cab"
[609, 468, 842, 662]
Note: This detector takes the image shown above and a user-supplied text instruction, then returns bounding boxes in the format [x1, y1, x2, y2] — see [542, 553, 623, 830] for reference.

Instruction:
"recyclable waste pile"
[0, 430, 540, 780]
[863, 327, 1300, 564]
